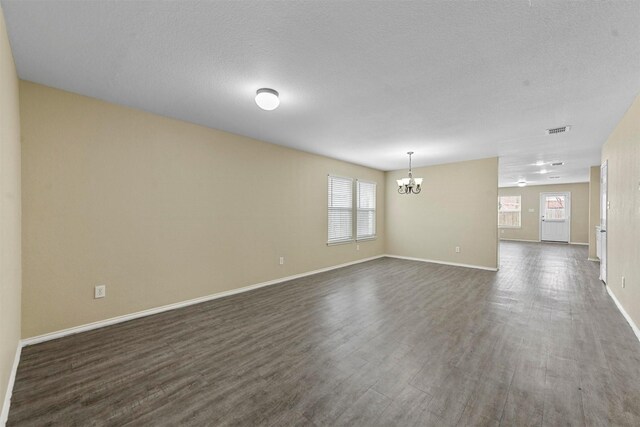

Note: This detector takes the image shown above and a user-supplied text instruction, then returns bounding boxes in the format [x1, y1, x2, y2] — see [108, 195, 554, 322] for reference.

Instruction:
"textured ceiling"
[2, 0, 640, 186]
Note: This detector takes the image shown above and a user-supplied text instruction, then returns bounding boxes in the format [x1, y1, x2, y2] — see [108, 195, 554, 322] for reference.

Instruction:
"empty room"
[1, 1, 640, 426]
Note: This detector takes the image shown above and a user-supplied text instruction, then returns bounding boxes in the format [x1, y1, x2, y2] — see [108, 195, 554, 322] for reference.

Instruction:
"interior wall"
[385, 157, 499, 270]
[0, 4, 21, 420]
[601, 93, 640, 331]
[498, 182, 590, 244]
[588, 166, 601, 260]
[20, 81, 386, 338]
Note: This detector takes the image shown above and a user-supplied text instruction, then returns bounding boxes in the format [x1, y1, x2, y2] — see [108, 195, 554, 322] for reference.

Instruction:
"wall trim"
[587, 257, 600, 262]
[384, 254, 498, 272]
[21, 255, 385, 347]
[1, 342, 22, 426]
[500, 238, 589, 246]
[606, 285, 640, 343]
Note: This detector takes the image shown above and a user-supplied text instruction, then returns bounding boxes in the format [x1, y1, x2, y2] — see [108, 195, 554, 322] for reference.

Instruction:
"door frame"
[600, 160, 608, 283]
[539, 191, 571, 242]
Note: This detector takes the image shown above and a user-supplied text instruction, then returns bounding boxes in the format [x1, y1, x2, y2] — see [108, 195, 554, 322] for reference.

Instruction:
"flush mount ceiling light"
[539, 169, 549, 174]
[255, 88, 279, 111]
[397, 152, 423, 194]
[535, 161, 545, 166]
[517, 180, 527, 187]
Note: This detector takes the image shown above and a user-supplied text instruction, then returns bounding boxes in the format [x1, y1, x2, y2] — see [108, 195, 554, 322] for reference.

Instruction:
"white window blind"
[498, 195, 521, 228]
[357, 180, 376, 240]
[328, 176, 353, 244]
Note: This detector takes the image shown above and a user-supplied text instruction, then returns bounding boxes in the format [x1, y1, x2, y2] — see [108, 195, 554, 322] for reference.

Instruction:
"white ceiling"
[3, 1, 640, 186]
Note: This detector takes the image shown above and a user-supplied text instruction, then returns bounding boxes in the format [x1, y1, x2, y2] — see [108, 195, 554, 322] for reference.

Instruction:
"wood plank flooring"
[8, 242, 640, 426]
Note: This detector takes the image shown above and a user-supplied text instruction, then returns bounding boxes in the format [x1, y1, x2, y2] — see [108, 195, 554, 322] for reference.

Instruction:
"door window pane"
[545, 195, 566, 220]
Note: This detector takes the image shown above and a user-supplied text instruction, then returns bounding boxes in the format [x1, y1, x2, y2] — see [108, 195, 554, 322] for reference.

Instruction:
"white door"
[540, 192, 571, 242]
[600, 161, 608, 283]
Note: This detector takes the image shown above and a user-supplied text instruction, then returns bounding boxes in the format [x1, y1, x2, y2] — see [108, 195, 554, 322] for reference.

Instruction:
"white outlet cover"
[94, 285, 106, 299]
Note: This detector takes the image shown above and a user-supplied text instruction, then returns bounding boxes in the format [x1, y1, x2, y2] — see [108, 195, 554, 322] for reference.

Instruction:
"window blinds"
[357, 180, 376, 239]
[328, 176, 353, 243]
[498, 195, 521, 228]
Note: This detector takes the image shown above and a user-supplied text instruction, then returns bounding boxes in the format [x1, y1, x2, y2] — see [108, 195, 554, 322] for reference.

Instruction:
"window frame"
[327, 175, 354, 245]
[498, 195, 522, 229]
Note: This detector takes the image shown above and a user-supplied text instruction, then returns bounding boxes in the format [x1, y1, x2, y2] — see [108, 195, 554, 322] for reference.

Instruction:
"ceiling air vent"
[546, 126, 571, 135]
[549, 176, 561, 179]
[551, 162, 565, 166]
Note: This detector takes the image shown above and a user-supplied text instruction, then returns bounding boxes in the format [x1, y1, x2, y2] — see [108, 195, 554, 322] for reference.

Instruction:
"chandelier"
[396, 151, 423, 194]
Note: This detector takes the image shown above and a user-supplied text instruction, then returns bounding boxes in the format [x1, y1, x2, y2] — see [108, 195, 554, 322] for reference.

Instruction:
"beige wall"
[0, 4, 21, 420]
[498, 182, 589, 244]
[20, 81, 385, 338]
[601, 93, 640, 331]
[385, 157, 499, 270]
[588, 166, 601, 260]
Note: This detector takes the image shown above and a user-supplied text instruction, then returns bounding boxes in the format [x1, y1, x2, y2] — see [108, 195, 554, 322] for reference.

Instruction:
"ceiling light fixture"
[397, 152, 423, 194]
[255, 88, 279, 111]
[539, 169, 549, 174]
[517, 180, 527, 187]
[535, 161, 545, 166]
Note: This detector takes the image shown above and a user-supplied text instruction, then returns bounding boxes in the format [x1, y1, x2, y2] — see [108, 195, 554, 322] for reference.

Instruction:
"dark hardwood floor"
[8, 242, 640, 426]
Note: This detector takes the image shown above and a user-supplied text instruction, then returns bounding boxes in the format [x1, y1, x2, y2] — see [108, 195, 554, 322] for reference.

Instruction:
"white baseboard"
[384, 254, 498, 271]
[606, 285, 640, 343]
[21, 255, 385, 347]
[1, 342, 21, 426]
[501, 238, 589, 247]
[588, 257, 600, 262]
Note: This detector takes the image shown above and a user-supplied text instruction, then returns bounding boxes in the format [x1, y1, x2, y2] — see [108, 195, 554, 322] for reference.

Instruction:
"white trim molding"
[384, 254, 498, 272]
[570, 242, 588, 246]
[606, 285, 640, 343]
[1, 342, 21, 426]
[499, 238, 540, 243]
[587, 257, 600, 262]
[21, 255, 385, 347]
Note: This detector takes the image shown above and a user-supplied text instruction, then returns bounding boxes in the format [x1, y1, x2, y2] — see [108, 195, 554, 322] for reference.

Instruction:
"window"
[544, 195, 566, 220]
[357, 180, 376, 240]
[327, 176, 353, 244]
[498, 195, 521, 228]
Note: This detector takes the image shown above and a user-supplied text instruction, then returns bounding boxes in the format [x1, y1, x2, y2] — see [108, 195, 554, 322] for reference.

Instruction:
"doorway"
[540, 192, 571, 242]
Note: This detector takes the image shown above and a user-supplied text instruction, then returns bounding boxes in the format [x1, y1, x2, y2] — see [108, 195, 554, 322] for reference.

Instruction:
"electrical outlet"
[94, 285, 106, 299]
[279, 256, 284, 265]
[357, 244, 360, 251]
[455, 246, 461, 253]
[622, 277, 625, 288]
